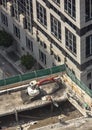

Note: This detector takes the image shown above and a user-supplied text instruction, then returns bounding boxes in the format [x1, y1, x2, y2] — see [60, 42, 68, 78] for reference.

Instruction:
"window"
[50, 14, 61, 40]
[86, 35, 92, 57]
[65, 28, 76, 55]
[36, 1, 47, 26]
[64, 0, 76, 19]
[57, 56, 61, 62]
[12, 0, 33, 31]
[39, 50, 46, 65]
[13, 0, 20, 21]
[52, 0, 60, 5]
[87, 72, 91, 80]
[25, 17, 32, 32]
[26, 37, 33, 52]
[53, 51, 61, 62]
[1, 12, 8, 26]
[89, 83, 92, 89]
[1, 0, 7, 8]
[85, 0, 92, 21]
[13, 24, 20, 39]
[37, 36, 47, 49]
[52, 63, 56, 66]
[37, 36, 40, 42]
[40, 41, 47, 49]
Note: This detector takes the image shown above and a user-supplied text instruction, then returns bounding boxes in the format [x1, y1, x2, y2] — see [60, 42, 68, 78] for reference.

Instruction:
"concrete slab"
[0, 82, 67, 117]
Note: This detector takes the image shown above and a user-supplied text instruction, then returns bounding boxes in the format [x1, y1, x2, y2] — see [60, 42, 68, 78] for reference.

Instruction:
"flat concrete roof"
[0, 81, 67, 117]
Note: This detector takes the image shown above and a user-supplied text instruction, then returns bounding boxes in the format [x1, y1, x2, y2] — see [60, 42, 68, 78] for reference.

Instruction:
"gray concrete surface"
[0, 47, 23, 77]
[0, 54, 20, 78]
[0, 81, 67, 117]
[0, 47, 41, 78]
[33, 117, 92, 130]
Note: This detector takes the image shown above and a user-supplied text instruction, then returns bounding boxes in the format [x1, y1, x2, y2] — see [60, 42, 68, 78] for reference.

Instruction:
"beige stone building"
[0, 0, 92, 88]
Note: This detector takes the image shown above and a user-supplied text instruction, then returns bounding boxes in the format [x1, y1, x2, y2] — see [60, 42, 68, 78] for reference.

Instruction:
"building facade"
[0, 0, 92, 88]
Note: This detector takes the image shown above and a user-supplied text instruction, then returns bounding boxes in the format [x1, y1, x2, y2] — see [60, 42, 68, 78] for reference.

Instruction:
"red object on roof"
[37, 76, 57, 86]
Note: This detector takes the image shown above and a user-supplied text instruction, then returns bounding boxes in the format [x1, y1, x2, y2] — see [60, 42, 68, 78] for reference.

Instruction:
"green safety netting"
[21, 72, 36, 81]
[5, 75, 21, 85]
[36, 68, 51, 77]
[0, 64, 65, 87]
[0, 64, 92, 97]
[0, 79, 5, 86]
[66, 67, 92, 97]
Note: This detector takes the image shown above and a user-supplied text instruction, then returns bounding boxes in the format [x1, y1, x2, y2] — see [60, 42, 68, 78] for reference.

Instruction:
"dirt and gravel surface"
[33, 116, 92, 130]
[1, 101, 82, 130]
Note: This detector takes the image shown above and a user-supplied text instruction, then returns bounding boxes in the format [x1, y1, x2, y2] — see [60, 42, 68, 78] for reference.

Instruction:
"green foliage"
[21, 54, 35, 70]
[0, 30, 13, 47]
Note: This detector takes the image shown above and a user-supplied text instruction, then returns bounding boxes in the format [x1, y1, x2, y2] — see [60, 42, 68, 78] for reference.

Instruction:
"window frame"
[50, 14, 61, 40]
[87, 72, 91, 80]
[26, 37, 33, 52]
[1, 12, 8, 26]
[65, 28, 77, 55]
[86, 35, 92, 57]
[36, 1, 47, 27]
[64, 0, 76, 20]
[13, 24, 20, 39]
[85, 0, 92, 21]
[39, 49, 46, 65]
[1, 0, 7, 8]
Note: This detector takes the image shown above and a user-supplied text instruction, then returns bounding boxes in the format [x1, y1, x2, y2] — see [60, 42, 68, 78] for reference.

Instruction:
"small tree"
[21, 54, 35, 70]
[0, 31, 13, 47]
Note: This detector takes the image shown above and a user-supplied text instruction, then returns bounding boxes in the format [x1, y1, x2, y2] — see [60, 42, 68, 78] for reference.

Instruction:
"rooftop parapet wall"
[66, 67, 92, 98]
[62, 73, 92, 107]
[0, 64, 92, 99]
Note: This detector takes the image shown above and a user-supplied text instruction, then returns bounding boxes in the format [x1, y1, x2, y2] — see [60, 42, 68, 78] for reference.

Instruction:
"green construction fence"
[0, 64, 65, 86]
[0, 64, 92, 98]
[66, 67, 92, 97]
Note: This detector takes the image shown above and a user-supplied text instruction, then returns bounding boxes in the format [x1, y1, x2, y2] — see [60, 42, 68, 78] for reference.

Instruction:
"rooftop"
[0, 76, 67, 117]
[0, 65, 92, 117]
